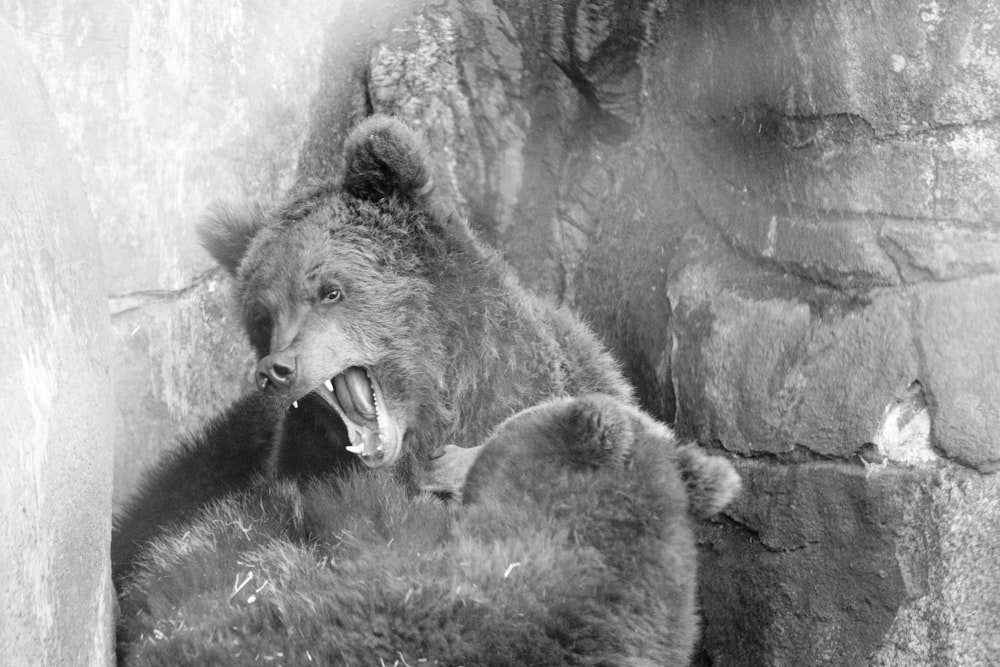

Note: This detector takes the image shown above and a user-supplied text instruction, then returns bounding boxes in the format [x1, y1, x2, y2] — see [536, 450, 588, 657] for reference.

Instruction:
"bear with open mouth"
[112, 115, 740, 663]
[222, 114, 639, 476]
[113, 114, 637, 583]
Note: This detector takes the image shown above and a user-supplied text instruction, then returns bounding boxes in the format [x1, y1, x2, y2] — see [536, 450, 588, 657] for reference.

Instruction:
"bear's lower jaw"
[314, 367, 403, 468]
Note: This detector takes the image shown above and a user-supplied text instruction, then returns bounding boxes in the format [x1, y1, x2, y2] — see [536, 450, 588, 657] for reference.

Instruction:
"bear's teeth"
[324, 379, 334, 392]
[347, 430, 363, 455]
[292, 401, 298, 409]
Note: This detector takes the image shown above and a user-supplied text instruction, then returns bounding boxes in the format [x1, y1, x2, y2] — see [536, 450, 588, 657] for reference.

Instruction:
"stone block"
[699, 460, 1000, 666]
[698, 461, 924, 666]
[916, 277, 1000, 471]
[872, 466, 1000, 666]
[669, 253, 922, 459]
[881, 220, 1000, 283]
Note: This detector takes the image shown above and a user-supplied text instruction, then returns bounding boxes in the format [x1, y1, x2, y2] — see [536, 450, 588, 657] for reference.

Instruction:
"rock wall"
[0, 21, 115, 666]
[5, 0, 997, 664]
[639, 4, 1000, 663]
[2, 0, 344, 505]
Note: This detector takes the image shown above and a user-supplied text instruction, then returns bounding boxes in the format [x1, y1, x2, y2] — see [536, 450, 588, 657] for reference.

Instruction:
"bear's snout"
[256, 351, 297, 392]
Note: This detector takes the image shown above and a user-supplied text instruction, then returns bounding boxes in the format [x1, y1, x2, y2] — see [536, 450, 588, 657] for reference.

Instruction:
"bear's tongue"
[332, 367, 377, 426]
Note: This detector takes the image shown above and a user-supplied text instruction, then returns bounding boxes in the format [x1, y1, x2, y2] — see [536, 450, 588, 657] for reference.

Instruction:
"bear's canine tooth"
[324, 378, 334, 392]
[347, 429, 363, 456]
[292, 401, 298, 409]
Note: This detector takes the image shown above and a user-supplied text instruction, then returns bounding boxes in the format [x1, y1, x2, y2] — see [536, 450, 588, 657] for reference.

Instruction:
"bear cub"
[117, 393, 740, 665]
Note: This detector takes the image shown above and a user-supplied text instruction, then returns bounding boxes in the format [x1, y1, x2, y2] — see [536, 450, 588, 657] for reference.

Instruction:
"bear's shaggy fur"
[111, 391, 361, 583]
[114, 115, 634, 581]
[117, 394, 740, 665]
[113, 115, 742, 664]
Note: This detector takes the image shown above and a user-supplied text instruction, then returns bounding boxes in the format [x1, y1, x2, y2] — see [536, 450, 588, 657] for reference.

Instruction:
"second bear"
[117, 393, 741, 665]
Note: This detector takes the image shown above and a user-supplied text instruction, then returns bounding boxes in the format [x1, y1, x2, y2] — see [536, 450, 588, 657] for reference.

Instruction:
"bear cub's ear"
[197, 201, 269, 276]
[559, 395, 636, 468]
[676, 445, 742, 520]
[342, 115, 435, 205]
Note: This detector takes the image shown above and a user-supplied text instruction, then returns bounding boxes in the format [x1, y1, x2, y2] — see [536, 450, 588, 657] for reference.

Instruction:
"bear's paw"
[677, 444, 742, 519]
[560, 394, 637, 469]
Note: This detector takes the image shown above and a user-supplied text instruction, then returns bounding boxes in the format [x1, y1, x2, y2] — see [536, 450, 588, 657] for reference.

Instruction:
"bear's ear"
[197, 201, 269, 276]
[342, 115, 435, 204]
[676, 445, 742, 520]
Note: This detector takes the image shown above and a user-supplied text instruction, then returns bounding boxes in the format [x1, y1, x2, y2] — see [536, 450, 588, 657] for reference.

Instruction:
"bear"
[111, 114, 742, 663]
[113, 114, 636, 583]
[116, 392, 741, 665]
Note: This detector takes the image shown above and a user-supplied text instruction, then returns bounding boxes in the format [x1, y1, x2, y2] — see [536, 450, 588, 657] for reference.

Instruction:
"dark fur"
[114, 116, 741, 664]
[112, 392, 277, 585]
[113, 115, 632, 583]
[112, 393, 359, 589]
[342, 114, 436, 205]
[117, 394, 739, 665]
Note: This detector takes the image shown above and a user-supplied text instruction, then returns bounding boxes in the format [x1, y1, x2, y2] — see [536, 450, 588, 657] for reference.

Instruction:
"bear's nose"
[255, 352, 296, 392]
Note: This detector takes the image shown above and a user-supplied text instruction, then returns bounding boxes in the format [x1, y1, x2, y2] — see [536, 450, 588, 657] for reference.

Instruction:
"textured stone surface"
[872, 467, 1000, 666]
[3, 0, 344, 294]
[916, 277, 1000, 471]
[0, 21, 114, 665]
[571, 143, 683, 422]
[669, 261, 923, 459]
[697, 461, 926, 666]
[699, 460, 1000, 667]
[624, 6, 1000, 661]
[654, 0, 1000, 131]
[648, 0, 1000, 301]
[1, 0, 346, 504]
[109, 273, 255, 507]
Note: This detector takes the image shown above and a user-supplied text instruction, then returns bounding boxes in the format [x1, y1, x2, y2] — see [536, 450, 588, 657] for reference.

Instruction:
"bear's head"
[198, 116, 454, 470]
[461, 393, 742, 521]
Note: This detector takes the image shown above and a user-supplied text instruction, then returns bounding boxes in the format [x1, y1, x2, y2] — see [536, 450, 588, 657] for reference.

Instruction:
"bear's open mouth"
[310, 366, 402, 468]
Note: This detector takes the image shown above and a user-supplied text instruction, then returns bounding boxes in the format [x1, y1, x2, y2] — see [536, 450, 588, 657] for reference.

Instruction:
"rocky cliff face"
[7, 0, 998, 664]
[3, 0, 341, 506]
[0, 21, 115, 665]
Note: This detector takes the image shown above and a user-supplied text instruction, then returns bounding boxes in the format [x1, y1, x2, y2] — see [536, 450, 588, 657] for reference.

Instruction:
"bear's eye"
[322, 287, 343, 303]
[248, 308, 272, 356]
[250, 308, 271, 330]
